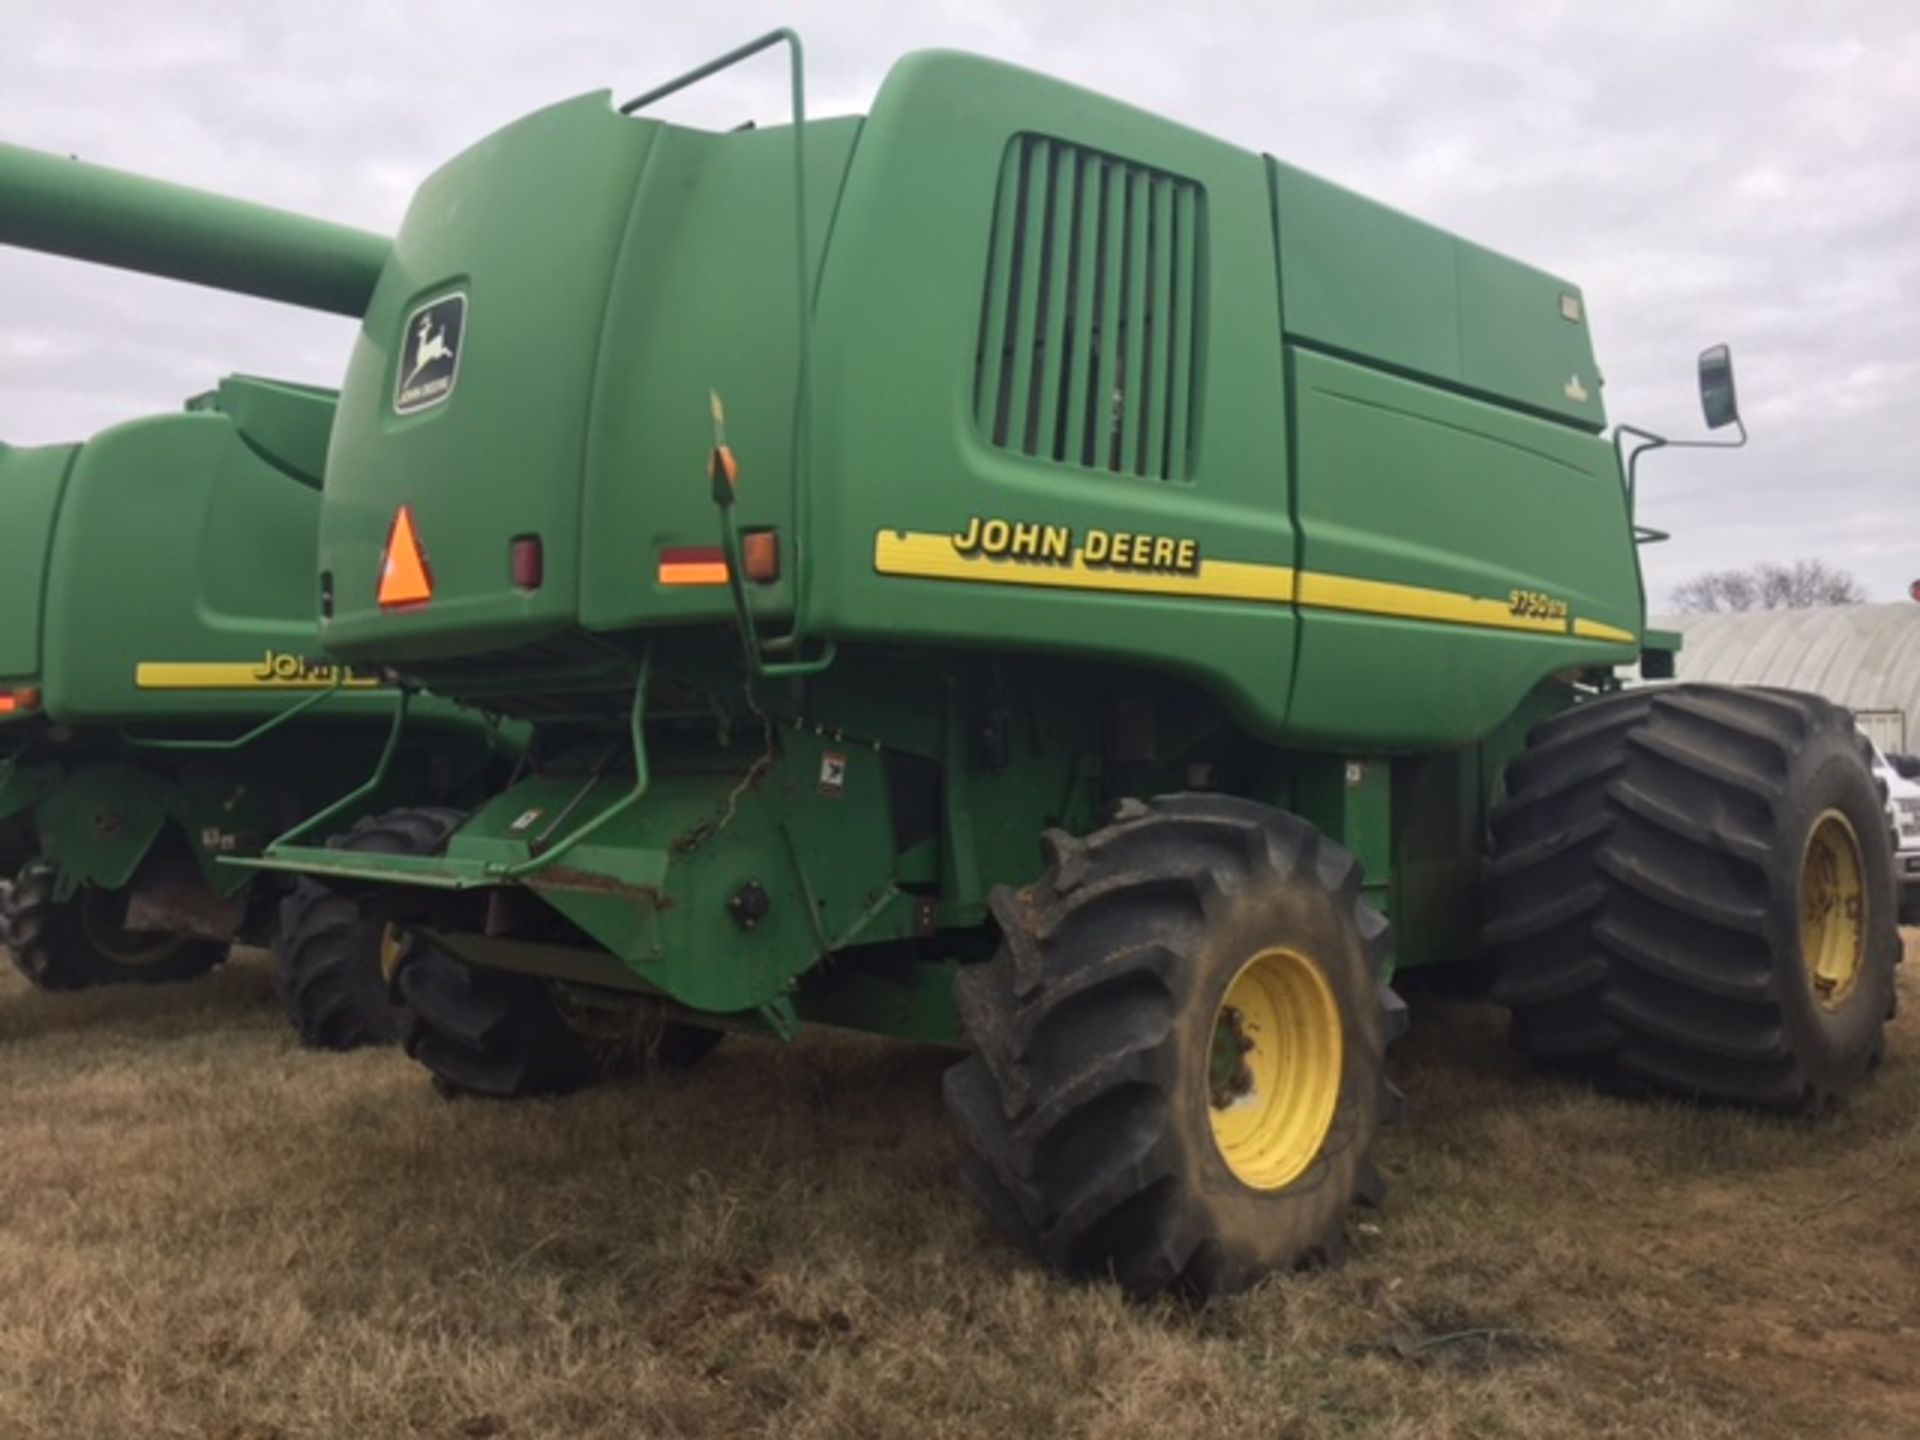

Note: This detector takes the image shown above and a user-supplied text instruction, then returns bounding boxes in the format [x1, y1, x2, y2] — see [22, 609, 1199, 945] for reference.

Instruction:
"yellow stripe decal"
[1572, 617, 1638, 645]
[874, 528, 1639, 644]
[135, 660, 383, 691]
[874, 530, 1295, 603]
[1295, 571, 1565, 635]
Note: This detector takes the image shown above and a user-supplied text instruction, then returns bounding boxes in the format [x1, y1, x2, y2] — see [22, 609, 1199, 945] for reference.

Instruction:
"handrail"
[237, 654, 653, 887]
[262, 687, 414, 850]
[120, 678, 351, 751]
[491, 650, 653, 879]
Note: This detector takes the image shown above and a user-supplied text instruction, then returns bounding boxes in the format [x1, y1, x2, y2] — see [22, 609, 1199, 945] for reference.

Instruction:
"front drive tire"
[1487, 685, 1900, 1108]
[945, 794, 1403, 1297]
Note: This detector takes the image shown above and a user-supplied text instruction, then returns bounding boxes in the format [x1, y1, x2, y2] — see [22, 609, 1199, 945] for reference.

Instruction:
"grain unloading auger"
[0, 140, 386, 314]
[0, 152, 516, 1042]
[5, 31, 1898, 1296]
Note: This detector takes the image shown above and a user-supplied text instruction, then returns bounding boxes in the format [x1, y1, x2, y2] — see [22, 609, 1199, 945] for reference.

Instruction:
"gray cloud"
[3, 0, 1914, 601]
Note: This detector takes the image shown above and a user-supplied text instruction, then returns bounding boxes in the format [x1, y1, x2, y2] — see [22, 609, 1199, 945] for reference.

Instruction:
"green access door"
[1269, 160, 1646, 750]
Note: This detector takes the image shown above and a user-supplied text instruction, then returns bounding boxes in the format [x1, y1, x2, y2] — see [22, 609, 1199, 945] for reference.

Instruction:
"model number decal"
[1507, 589, 1569, 622]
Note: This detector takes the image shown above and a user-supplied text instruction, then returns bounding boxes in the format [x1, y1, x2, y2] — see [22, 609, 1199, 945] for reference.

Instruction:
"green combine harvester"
[2, 33, 1898, 1295]
[0, 363, 513, 1046]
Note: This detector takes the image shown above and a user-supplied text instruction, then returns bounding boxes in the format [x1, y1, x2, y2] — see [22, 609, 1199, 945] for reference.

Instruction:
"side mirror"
[1698, 344, 1740, 430]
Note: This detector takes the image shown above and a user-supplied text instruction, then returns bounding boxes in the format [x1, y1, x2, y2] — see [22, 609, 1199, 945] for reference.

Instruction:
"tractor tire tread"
[1486, 684, 1899, 1108]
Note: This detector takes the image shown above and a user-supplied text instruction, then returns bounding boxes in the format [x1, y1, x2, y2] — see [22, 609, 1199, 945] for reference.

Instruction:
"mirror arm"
[1614, 418, 1746, 520]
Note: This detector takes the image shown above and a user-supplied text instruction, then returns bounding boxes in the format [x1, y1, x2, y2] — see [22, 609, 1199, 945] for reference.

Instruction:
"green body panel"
[574, 118, 859, 639]
[1268, 162, 1605, 431]
[14, 42, 1665, 1035]
[808, 56, 1302, 737]
[33, 378, 411, 725]
[320, 95, 659, 664]
[449, 723, 910, 1015]
[191, 374, 333, 487]
[0, 441, 74, 681]
[0, 142, 386, 316]
[34, 763, 171, 891]
[1284, 348, 1640, 747]
[315, 98, 862, 679]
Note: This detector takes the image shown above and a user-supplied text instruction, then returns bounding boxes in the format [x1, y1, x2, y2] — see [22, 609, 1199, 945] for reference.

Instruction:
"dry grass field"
[1, 935, 1918, 1439]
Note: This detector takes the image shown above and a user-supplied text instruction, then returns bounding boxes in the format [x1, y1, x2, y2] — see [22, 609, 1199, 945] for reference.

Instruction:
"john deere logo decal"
[394, 293, 466, 414]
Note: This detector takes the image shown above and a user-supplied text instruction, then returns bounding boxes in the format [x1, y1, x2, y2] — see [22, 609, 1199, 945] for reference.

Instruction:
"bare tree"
[1670, 559, 1868, 613]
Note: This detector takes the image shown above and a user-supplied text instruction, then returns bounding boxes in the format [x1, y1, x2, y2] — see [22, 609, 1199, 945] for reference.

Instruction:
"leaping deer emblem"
[403, 313, 455, 386]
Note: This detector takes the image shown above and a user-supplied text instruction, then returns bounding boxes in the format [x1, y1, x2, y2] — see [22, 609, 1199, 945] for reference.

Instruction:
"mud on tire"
[944, 794, 1403, 1297]
[275, 807, 465, 1049]
[1486, 685, 1900, 1108]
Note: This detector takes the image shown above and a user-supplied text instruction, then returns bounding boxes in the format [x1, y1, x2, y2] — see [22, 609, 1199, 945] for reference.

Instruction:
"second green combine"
[0, 364, 513, 1043]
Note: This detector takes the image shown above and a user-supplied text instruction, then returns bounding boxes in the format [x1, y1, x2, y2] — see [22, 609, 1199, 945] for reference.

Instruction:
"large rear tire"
[274, 808, 465, 1049]
[1486, 685, 1899, 1107]
[945, 794, 1402, 1297]
[4, 860, 225, 990]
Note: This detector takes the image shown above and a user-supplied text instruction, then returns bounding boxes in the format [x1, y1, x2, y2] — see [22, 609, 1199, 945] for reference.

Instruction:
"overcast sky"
[3, 0, 1915, 605]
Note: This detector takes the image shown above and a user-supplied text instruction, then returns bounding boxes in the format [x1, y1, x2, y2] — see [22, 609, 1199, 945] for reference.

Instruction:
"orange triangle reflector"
[378, 505, 433, 608]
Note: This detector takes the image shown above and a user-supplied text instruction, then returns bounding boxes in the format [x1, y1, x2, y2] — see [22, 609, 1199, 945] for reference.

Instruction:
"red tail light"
[511, 535, 544, 590]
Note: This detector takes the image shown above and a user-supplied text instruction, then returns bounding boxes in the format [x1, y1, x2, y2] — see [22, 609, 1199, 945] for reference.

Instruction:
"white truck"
[1869, 742, 1920, 924]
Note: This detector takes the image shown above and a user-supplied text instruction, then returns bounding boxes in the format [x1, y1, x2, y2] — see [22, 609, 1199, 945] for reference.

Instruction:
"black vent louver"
[974, 136, 1204, 480]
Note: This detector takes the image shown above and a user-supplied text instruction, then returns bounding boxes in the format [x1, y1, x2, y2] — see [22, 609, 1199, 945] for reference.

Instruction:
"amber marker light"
[742, 530, 780, 583]
[659, 546, 730, 586]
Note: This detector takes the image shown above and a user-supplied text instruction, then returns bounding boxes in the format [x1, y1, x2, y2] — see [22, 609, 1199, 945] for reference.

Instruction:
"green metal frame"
[120, 679, 349, 751]
[242, 655, 657, 888]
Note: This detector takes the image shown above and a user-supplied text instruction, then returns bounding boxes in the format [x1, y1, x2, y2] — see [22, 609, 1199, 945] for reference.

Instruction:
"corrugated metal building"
[1655, 604, 1920, 754]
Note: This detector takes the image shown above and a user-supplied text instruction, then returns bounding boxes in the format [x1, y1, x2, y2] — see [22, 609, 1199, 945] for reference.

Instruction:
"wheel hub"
[1207, 946, 1344, 1191]
[377, 923, 411, 984]
[77, 887, 182, 968]
[1800, 809, 1866, 1009]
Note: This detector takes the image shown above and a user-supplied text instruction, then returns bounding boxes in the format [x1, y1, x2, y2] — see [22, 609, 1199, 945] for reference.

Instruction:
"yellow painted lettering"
[980, 518, 1011, 555]
[1176, 538, 1198, 572]
[1083, 529, 1110, 564]
[1041, 525, 1071, 562]
[1151, 536, 1176, 570]
[1011, 522, 1041, 558]
[952, 516, 983, 554]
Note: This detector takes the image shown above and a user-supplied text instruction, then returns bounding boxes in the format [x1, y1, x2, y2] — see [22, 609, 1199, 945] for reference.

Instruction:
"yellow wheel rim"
[378, 923, 408, 984]
[1800, 808, 1866, 1010]
[1207, 946, 1344, 1191]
